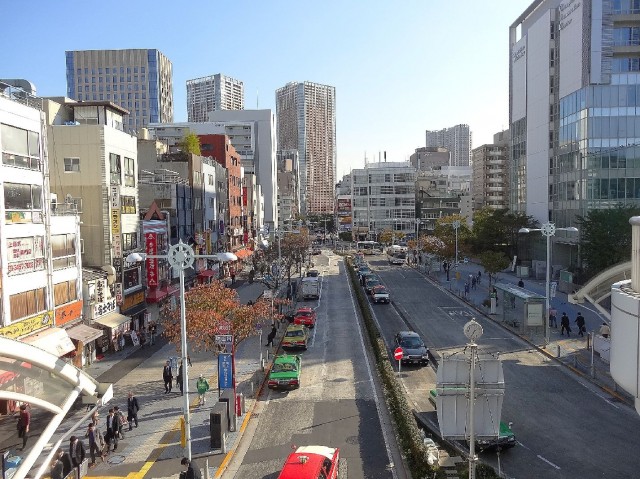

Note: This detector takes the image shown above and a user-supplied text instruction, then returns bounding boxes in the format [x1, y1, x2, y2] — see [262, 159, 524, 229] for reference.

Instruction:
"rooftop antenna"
[256, 90, 259, 109]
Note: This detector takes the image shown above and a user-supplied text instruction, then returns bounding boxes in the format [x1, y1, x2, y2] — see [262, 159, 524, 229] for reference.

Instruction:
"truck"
[301, 277, 320, 300]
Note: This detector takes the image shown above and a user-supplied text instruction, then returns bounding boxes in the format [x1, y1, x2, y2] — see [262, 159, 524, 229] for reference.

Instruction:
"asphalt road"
[367, 255, 640, 479]
[228, 252, 400, 479]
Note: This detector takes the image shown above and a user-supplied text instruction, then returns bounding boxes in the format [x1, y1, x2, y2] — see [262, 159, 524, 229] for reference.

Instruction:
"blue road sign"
[218, 353, 233, 390]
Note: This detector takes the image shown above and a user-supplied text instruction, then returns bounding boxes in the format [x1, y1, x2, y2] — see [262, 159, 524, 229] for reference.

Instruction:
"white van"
[301, 276, 320, 300]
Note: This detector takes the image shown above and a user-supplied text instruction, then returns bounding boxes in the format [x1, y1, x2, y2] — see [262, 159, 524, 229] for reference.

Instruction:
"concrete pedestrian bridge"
[0, 336, 112, 479]
[568, 261, 631, 320]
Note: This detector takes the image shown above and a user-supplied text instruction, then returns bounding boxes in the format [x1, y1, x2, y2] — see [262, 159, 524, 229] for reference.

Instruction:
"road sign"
[215, 334, 233, 345]
[255, 323, 262, 330]
[215, 321, 231, 334]
[218, 353, 233, 390]
[394, 347, 403, 361]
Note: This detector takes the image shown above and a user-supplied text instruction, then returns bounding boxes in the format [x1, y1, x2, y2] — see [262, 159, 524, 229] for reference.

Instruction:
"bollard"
[557, 345, 561, 358]
[204, 459, 210, 479]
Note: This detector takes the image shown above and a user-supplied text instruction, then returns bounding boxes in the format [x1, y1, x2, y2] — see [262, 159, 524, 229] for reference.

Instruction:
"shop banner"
[145, 233, 158, 287]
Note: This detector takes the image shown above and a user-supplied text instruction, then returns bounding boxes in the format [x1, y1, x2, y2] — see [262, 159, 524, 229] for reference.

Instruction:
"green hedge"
[346, 259, 442, 478]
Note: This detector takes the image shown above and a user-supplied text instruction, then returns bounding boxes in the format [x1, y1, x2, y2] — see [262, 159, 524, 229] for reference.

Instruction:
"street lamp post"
[415, 218, 421, 266]
[452, 220, 461, 267]
[126, 241, 223, 460]
[518, 223, 578, 345]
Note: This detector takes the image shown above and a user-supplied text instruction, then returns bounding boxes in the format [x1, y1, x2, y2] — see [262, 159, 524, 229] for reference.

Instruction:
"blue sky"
[2, 0, 528, 178]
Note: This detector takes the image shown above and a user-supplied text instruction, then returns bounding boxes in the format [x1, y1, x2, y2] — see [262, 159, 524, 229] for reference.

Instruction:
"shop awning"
[93, 312, 130, 329]
[22, 327, 76, 357]
[235, 248, 253, 259]
[146, 287, 168, 304]
[0, 370, 17, 385]
[198, 269, 216, 278]
[66, 324, 104, 344]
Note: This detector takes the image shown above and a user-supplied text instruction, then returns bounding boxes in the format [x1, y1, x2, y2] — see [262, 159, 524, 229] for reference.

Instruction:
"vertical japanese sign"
[145, 233, 158, 287]
[218, 353, 233, 390]
[110, 186, 122, 256]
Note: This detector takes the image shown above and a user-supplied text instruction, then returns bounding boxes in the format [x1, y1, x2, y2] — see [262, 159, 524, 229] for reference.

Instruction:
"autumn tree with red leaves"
[165, 280, 279, 352]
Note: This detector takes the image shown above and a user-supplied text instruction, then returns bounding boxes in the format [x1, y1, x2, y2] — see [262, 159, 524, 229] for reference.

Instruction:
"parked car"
[307, 269, 320, 277]
[282, 324, 309, 350]
[364, 276, 382, 294]
[278, 445, 345, 479]
[429, 389, 516, 452]
[394, 331, 429, 365]
[293, 307, 317, 328]
[312, 247, 322, 255]
[371, 285, 390, 304]
[356, 266, 371, 279]
[268, 354, 301, 390]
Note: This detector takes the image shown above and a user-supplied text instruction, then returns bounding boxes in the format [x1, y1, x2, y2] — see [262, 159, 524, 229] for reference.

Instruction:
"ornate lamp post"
[452, 220, 461, 267]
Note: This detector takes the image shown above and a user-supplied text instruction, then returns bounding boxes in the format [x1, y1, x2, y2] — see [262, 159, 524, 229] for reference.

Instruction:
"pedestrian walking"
[105, 408, 118, 451]
[518, 279, 525, 288]
[90, 410, 99, 427]
[163, 360, 173, 394]
[560, 312, 571, 336]
[471, 276, 477, 289]
[50, 453, 64, 479]
[464, 281, 470, 297]
[266, 325, 277, 347]
[127, 392, 140, 430]
[149, 322, 157, 345]
[230, 271, 236, 285]
[575, 312, 586, 337]
[68, 436, 86, 471]
[599, 322, 611, 338]
[177, 362, 184, 395]
[85, 423, 105, 466]
[17, 403, 30, 450]
[187, 354, 192, 367]
[477, 271, 482, 284]
[180, 457, 203, 479]
[549, 307, 558, 328]
[139, 329, 146, 348]
[196, 374, 210, 406]
[114, 406, 126, 439]
[60, 448, 73, 476]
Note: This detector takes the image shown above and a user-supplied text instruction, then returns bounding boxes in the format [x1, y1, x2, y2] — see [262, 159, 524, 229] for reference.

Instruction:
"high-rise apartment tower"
[65, 49, 173, 133]
[187, 74, 244, 122]
[425, 124, 471, 167]
[276, 81, 336, 215]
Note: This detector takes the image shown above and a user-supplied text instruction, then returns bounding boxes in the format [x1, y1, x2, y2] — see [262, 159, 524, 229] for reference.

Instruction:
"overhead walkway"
[0, 336, 112, 479]
[567, 261, 632, 321]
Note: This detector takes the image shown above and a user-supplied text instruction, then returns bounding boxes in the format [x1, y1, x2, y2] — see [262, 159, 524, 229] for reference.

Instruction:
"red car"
[293, 307, 317, 328]
[278, 445, 344, 479]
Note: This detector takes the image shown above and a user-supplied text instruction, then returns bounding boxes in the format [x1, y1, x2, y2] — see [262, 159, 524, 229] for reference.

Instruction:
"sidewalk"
[0, 279, 277, 479]
[416, 259, 632, 405]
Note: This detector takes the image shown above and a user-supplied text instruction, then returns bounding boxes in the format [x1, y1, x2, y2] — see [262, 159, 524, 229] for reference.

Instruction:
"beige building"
[187, 73, 244, 122]
[471, 130, 510, 211]
[45, 99, 147, 334]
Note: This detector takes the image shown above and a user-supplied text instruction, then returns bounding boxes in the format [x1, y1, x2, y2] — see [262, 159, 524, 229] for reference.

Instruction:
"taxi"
[277, 445, 344, 479]
[293, 307, 317, 328]
[268, 354, 301, 389]
[282, 324, 309, 350]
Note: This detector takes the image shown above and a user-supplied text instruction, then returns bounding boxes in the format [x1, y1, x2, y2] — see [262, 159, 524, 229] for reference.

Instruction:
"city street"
[368, 255, 640, 478]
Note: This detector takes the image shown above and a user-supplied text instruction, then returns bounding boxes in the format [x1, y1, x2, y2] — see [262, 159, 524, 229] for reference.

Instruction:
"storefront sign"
[122, 290, 145, 311]
[55, 300, 83, 326]
[115, 283, 123, 305]
[0, 311, 53, 339]
[94, 298, 116, 318]
[111, 209, 121, 234]
[113, 234, 122, 258]
[7, 236, 45, 276]
[145, 233, 158, 287]
[8, 257, 45, 276]
[95, 280, 106, 304]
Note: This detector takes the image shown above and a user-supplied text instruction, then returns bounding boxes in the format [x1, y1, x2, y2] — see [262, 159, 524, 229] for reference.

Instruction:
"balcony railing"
[51, 198, 82, 215]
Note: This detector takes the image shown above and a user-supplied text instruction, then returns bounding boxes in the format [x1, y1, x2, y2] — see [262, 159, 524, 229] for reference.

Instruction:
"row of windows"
[553, 177, 640, 201]
[78, 75, 146, 84]
[76, 66, 146, 75]
[109, 154, 136, 186]
[79, 84, 146, 93]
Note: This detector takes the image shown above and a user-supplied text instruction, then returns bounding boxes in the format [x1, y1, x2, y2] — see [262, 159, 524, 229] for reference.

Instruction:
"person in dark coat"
[50, 454, 64, 479]
[163, 360, 173, 394]
[560, 312, 571, 336]
[54, 448, 72, 479]
[180, 457, 203, 479]
[105, 408, 118, 451]
[266, 325, 277, 347]
[127, 392, 140, 430]
[575, 312, 586, 337]
[17, 403, 30, 450]
[69, 436, 86, 470]
[177, 362, 184, 395]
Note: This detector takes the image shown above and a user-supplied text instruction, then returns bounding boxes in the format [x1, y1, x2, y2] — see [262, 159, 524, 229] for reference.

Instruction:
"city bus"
[356, 240, 381, 255]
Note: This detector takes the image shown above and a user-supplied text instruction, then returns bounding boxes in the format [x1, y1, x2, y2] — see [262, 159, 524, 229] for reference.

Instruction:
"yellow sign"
[122, 290, 145, 311]
[0, 311, 53, 339]
[111, 208, 121, 234]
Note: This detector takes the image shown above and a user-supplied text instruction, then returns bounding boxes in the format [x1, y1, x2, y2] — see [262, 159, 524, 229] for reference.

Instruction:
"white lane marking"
[537, 455, 561, 470]
[345, 265, 398, 479]
[576, 376, 621, 409]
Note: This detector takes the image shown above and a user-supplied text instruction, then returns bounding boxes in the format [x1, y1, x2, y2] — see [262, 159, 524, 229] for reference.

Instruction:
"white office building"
[425, 124, 471, 167]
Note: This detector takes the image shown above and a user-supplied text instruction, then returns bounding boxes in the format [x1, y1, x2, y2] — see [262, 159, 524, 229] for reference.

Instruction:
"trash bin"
[210, 403, 227, 449]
